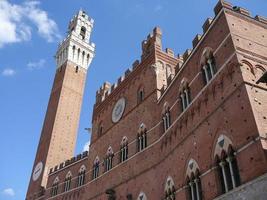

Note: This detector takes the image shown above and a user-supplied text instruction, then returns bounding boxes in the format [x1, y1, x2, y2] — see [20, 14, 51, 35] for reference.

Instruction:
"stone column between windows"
[219, 161, 229, 192]
[226, 156, 236, 188]
[189, 182, 195, 200]
[207, 59, 214, 76]
[184, 89, 190, 106]
[203, 65, 209, 83]
[139, 135, 142, 151]
[163, 116, 167, 132]
[166, 112, 170, 128]
[194, 178, 200, 200]
[180, 93, 186, 111]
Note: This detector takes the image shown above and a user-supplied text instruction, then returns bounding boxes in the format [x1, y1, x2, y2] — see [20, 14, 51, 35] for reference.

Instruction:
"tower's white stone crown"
[55, 10, 95, 70]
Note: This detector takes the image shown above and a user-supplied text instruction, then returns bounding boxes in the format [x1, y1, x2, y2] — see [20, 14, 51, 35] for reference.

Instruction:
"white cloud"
[2, 68, 16, 76]
[83, 141, 90, 152]
[27, 59, 46, 70]
[0, 0, 61, 47]
[2, 188, 15, 197]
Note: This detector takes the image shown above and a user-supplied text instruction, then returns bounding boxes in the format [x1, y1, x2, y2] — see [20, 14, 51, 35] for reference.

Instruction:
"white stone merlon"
[55, 10, 95, 70]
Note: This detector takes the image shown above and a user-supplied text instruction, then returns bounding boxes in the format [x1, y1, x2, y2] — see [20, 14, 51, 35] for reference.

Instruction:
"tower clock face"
[32, 162, 43, 181]
[112, 98, 126, 123]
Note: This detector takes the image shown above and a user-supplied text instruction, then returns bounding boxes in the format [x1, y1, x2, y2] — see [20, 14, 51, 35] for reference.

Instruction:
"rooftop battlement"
[48, 151, 88, 175]
[94, 0, 267, 109]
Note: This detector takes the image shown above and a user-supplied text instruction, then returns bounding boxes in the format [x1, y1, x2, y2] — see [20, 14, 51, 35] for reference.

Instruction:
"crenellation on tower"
[255, 15, 267, 25]
[182, 49, 192, 62]
[165, 48, 175, 57]
[55, 10, 95, 70]
[95, 82, 111, 104]
[213, 0, 232, 15]
[192, 34, 202, 48]
[141, 26, 162, 60]
[202, 18, 213, 33]
[232, 6, 251, 17]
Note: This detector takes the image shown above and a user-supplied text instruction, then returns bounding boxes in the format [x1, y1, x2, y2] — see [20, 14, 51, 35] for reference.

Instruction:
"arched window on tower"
[200, 47, 217, 85]
[186, 159, 202, 200]
[51, 177, 59, 197]
[92, 156, 100, 179]
[75, 66, 79, 73]
[77, 48, 81, 62]
[120, 136, 128, 162]
[80, 26, 86, 40]
[105, 147, 114, 172]
[137, 123, 147, 152]
[164, 176, 176, 200]
[63, 171, 72, 192]
[179, 78, 191, 112]
[72, 45, 76, 60]
[77, 165, 86, 187]
[214, 135, 240, 194]
[137, 86, 145, 104]
[162, 102, 171, 132]
[82, 51, 85, 66]
[97, 122, 103, 137]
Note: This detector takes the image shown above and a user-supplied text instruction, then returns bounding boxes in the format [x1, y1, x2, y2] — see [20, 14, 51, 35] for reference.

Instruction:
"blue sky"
[0, 0, 266, 199]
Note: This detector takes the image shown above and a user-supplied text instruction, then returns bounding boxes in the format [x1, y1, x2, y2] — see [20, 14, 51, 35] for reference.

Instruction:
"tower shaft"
[26, 10, 95, 199]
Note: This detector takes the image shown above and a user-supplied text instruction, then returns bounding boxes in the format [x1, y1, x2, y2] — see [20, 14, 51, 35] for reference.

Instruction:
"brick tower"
[26, 10, 95, 200]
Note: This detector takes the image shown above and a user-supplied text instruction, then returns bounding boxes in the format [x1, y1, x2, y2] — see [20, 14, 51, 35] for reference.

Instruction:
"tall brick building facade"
[26, 1, 267, 200]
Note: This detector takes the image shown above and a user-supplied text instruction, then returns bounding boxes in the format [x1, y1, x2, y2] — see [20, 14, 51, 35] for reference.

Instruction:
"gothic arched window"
[200, 47, 217, 85]
[93, 156, 100, 179]
[51, 177, 59, 197]
[120, 136, 128, 162]
[179, 78, 191, 111]
[186, 159, 202, 200]
[63, 171, 72, 192]
[164, 176, 176, 200]
[77, 165, 86, 187]
[214, 135, 240, 194]
[162, 102, 171, 132]
[137, 123, 147, 152]
[105, 147, 114, 172]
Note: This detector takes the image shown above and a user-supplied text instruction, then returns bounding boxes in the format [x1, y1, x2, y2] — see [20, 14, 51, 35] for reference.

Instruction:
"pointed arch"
[65, 171, 72, 178]
[213, 134, 240, 194]
[214, 134, 233, 158]
[120, 136, 129, 162]
[186, 159, 200, 178]
[51, 177, 59, 197]
[200, 47, 217, 84]
[241, 59, 254, 75]
[105, 146, 114, 171]
[53, 176, 59, 184]
[164, 176, 176, 200]
[138, 123, 147, 134]
[93, 156, 100, 179]
[137, 123, 147, 152]
[106, 146, 114, 156]
[137, 192, 147, 200]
